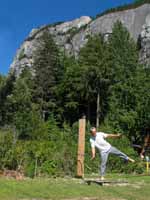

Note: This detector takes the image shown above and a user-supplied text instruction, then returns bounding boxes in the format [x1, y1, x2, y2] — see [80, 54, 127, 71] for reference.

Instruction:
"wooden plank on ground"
[84, 179, 128, 186]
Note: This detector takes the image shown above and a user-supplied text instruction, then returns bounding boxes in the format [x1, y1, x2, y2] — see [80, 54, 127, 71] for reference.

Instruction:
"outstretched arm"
[105, 133, 122, 139]
[91, 147, 96, 160]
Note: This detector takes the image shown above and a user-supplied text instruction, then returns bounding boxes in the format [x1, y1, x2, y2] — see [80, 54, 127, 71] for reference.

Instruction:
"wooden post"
[77, 116, 86, 178]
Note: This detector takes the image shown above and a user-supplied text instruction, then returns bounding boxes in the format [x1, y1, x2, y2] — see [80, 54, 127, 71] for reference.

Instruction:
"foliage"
[105, 21, 140, 138]
[33, 30, 63, 120]
[57, 56, 84, 123]
[79, 34, 112, 125]
[0, 21, 150, 177]
[0, 129, 14, 169]
[0, 73, 16, 126]
[0, 118, 77, 177]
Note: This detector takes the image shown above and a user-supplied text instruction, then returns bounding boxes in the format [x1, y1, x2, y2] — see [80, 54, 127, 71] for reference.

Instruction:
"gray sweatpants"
[100, 146, 128, 176]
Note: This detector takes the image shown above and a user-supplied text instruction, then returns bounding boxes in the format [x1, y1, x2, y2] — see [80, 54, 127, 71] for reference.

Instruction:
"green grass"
[0, 174, 150, 200]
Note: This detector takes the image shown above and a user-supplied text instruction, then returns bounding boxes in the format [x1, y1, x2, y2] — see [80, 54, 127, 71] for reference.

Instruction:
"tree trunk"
[34, 157, 38, 177]
[87, 102, 90, 123]
[96, 91, 100, 129]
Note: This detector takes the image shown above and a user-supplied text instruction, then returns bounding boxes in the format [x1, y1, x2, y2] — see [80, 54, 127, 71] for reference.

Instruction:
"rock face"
[139, 13, 150, 66]
[10, 4, 150, 75]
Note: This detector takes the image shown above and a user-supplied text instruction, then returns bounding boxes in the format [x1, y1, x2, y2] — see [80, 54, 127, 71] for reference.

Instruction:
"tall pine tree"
[79, 34, 111, 127]
[106, 21, 139, 136]
[33, 31, 63, 120]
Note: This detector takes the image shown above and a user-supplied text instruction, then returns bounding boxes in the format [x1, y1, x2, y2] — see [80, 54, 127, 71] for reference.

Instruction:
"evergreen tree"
[4, 68, 50, 140]
[131, 66, 150, 141]
[106, 21, 139, 136]
[0, 73, 16, 126]
[0, 74, 6, 88]
[79, 34, 111, 126]
[57, 56, 84, 123]
[33, 31, 63, 120]
[5, 68, 33, 138]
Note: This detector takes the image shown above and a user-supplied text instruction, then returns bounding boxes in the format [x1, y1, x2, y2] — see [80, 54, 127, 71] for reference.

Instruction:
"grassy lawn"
[0, 174, 150, 200]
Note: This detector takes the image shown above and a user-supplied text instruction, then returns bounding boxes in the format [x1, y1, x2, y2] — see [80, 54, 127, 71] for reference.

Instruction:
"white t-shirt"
[90, 132, 111, 152]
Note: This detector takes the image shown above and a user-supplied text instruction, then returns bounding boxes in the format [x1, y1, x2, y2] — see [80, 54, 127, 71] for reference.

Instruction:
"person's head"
[90, 127, 97, 136]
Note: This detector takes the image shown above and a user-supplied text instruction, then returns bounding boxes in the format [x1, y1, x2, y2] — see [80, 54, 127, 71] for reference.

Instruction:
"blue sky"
[0, 0, 134, 75]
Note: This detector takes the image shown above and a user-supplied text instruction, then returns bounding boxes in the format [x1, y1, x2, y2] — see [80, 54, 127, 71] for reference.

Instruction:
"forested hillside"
[97, 0, 150, 18]
[0, 21, 149, 177]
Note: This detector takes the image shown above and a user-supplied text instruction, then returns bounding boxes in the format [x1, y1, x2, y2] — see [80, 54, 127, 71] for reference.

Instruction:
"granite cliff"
[10, 3, 150, 75]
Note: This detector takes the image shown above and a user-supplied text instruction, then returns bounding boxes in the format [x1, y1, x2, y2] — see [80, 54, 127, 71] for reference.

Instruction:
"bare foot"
[128, 157, 135, 163]
[140, 154, 144, 160]
[100, 176, 105, 181]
